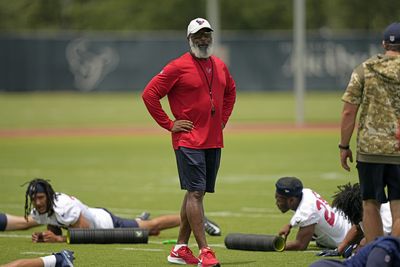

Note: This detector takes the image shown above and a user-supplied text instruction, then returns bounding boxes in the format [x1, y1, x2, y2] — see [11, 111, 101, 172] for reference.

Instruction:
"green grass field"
[0, 92, 358, 266]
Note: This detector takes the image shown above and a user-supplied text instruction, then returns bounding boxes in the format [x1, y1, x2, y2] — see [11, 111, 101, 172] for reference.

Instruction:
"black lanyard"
[195, 57, 215, 116]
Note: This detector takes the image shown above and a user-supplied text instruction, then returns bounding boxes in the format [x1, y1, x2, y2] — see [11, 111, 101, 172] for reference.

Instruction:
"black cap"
[383, 22, 400, 44]
[275, 177, 303, 197]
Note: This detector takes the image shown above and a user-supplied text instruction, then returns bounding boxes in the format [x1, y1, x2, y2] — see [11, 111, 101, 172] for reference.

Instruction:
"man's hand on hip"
[172, 120, 194, 133]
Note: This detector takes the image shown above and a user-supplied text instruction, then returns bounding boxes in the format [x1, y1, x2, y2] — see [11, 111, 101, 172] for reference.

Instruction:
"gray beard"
[189, 39, 213, 59]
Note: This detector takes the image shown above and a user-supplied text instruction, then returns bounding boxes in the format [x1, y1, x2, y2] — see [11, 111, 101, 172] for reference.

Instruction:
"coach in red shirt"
[142, 18, 236, 267]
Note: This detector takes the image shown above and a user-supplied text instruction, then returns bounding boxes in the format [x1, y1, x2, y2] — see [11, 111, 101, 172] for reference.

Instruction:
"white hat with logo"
[187, 18, 213, 37]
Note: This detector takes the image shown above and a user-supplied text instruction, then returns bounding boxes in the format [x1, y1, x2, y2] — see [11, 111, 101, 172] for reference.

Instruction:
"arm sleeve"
[221, 65, 236, 125]
[142, 63, 180, 131]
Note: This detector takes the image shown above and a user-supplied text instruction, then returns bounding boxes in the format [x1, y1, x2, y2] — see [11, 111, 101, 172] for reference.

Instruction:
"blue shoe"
[54, 250, 74, 267]
[204, 217, 221, 236]
[136, 211, 151, 221]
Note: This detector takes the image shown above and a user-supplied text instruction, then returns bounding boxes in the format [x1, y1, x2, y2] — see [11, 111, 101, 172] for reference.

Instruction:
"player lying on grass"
[275, 177, 352, 250]
[18, 178, 220, 243]
[318, 183, 392, 257]
[1, 250, 74, 267]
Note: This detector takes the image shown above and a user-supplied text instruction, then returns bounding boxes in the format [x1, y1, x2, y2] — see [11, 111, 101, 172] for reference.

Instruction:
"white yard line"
[116, 247, 164, 252]
[0, 233, 31, 238]
[21, 251, 53, 255]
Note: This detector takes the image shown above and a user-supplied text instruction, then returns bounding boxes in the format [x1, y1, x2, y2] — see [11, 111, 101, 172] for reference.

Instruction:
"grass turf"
[0, 92, 355, 266]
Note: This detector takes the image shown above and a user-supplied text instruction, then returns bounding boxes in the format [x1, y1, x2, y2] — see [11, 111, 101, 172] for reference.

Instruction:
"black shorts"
[357, 161, 400, 203]
[175, 147, 221, 193]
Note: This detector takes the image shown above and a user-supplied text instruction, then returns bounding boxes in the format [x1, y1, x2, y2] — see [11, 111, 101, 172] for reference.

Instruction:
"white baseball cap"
[187, 18, 213, 37]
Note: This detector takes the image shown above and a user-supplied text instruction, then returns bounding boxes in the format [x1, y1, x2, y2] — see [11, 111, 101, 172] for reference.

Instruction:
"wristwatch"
[338, 144, 350, 150]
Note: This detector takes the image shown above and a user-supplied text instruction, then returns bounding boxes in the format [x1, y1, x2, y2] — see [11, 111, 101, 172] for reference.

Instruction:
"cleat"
[136, 211, 151, 221]
[54, 250, 74, 267]
[204, 217, 221, 236]
[167, 246, 199, 265]
[198, 247, 220, 267]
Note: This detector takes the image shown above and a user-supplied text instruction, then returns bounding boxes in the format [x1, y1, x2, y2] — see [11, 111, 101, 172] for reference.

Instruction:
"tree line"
[0, 0, 398, 32]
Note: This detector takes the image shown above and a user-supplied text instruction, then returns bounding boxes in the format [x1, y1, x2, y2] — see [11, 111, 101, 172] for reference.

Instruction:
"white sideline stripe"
[0, 207, 282, 220]
[111, 207, 281, 219]
[219, 172, 343, 184]
[0, 233, 31, 238]
[148, 241, 225, 247]
[114, 212, 282, 219]
[241, 207, 276, 213]
[0, 234, 225, 249]
[117, 243, 225, 252]
[117, 248, 164, 252]
[21, 252, 51, 255]
[208, 243, 225, 248]
[20, 247, 317, 257]
[148, 241, 164, 245]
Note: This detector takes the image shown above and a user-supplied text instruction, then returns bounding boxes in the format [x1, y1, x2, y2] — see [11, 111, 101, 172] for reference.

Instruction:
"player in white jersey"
[275, 177, 352, 250]
[330, 183, 392, 256]
[22, 178, 220, 243]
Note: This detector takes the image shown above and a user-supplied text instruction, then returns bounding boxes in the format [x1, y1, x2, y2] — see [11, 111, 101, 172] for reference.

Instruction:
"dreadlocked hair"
[23, 178, 57, 220]
[331, 182, 362, 225]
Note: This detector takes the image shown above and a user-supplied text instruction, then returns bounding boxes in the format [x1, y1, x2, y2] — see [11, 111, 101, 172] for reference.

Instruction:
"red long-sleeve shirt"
[142, 52, 236, 149]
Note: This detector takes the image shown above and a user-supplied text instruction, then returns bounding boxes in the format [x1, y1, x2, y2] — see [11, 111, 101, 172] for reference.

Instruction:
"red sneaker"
[198, 247, 220, 267]
[167, 246, 199, 265]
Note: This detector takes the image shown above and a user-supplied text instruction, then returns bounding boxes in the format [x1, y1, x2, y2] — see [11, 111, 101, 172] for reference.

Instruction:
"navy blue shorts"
[310, 247, 394, 267]
[102, 208, 139, 228]
[0, 213, 6, 231]
[175, 147, 221, 193]
[357, 161, 400, 203]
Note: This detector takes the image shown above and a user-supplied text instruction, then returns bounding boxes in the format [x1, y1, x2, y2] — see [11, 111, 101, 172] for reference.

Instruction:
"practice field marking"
[303, 250, 323, 253]
[112, 208, 281, 219]
[0, 123, 339, 138]
[21, 251, 53, 255]
[0, 204, 282, 221]
[220, 172, 344, 184]
[0, 206, 282, 220]
[241, 207, 276, 213]
[0, 233, 31, 238]
[320, 172, 342, 180]
[117, 247, 164, 252]
[118, 243, 225, 251]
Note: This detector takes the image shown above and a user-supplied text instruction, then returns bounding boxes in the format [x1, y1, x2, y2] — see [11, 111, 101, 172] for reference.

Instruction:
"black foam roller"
[67, 228, 149, 244]
[224, 233, 285, 252]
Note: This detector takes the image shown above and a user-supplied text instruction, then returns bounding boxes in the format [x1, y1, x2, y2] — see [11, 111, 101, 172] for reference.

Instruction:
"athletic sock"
[173, 244, 188, 251]
[40, 255, 57, 267]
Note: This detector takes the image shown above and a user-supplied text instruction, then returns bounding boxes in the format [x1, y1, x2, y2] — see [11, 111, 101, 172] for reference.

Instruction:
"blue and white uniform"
[31, 193, 114, 229]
